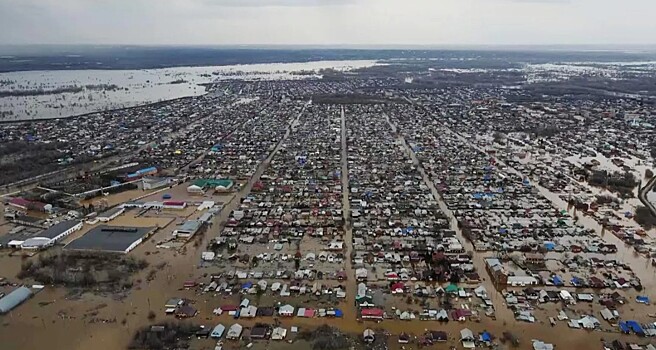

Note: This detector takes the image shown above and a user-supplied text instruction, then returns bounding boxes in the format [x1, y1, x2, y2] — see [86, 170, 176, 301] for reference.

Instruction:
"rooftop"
[65, 225, 155, 253]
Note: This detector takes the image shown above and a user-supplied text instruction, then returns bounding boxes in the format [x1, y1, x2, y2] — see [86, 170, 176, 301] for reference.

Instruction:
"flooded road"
[341, 106, 357, 310]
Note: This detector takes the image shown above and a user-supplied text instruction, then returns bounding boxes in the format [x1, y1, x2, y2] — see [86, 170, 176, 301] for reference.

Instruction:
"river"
[0, 60, 378, 121]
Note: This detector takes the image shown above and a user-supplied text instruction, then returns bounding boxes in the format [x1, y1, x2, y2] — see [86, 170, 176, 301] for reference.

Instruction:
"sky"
[0, 0, 655, 46]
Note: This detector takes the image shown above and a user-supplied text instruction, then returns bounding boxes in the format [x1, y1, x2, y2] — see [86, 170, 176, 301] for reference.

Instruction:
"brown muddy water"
[1, 111, 655, 350]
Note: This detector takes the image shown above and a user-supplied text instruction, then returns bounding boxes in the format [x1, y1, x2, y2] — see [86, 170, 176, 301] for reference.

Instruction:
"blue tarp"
[499, 228, 508, 234]
[552, 276, 563, 286]
[636, 296, 650, 304]
[619, 322, 630, 334]
[571, 277, 583, 286]
[626, 320, 645, 335]
[334, 309, 343, 318]
[544, 242, 556, 251]
[480, 332, 492, 342]
[241, 282, 253, 289]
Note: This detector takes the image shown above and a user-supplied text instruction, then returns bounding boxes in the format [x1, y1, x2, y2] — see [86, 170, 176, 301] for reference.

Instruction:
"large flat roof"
[193, 179, 234, 188]
[178, 220, 202, 233]
[38, 220, 81, 239]
[98, 207, 124, 218]
[65, 225, 155, 253]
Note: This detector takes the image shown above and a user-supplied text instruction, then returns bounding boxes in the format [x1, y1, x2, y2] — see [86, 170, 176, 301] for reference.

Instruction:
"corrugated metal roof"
[199, 212, 213, 222]
[179, 220, 202, 233]
[98, 207, 124, 218]
[0, 286, 32, 314]
[38, 220, 80, 239]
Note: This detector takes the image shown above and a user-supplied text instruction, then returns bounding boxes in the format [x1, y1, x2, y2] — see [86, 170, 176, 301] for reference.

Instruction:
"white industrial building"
[18, 221, 82, 250]
[97, 207, 125, 222]
[173, 220, 203, 238]
[142, 177, 174, 190]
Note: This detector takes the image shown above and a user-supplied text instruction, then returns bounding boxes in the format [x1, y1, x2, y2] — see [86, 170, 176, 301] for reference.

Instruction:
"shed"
[227, 323, 243, 339]
[271, 327, 287, 340]
[445, 284, 459, 294]
[279, 304, 294, 316]
[239, 298, 250, 308]
[241, 305, 257, 318]
[600, 308, 616, 321]
[460, 328, 475, 348]
[559, 290, 573, 301]
[363, 329, 375, 343]
[211, 324, 226, 338]
[251, 326, 268, 339]
[533, 340, 555, 350]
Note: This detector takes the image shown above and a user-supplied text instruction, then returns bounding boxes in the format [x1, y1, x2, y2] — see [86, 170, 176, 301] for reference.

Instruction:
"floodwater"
[0, 60, 378, 121]
[1, 105, 655, 350]
[524, 61, 656, 83]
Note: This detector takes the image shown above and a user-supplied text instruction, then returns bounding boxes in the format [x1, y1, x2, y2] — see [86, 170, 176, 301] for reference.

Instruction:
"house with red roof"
[361, 308, 384, 320]
[8, 198, 47, 212]
[391, 282, 405, 294]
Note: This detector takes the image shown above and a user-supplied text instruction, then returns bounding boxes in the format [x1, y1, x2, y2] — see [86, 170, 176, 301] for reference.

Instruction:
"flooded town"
[0, 52, 656, 350]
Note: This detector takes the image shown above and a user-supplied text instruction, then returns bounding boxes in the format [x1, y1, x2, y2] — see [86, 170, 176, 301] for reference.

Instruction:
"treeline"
[129, 322, 198, 350]
[0, 141, 68, 186]
[635, 206, 656, 230]
[18, 251, 148, 291]
[588, 170, 638, 197]
[0, 84, 120, 97]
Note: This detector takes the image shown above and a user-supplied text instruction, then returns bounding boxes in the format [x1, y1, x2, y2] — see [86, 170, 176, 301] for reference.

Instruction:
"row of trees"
[18, 252, 148, 290]
[635, 206, 656, 230]
[588, 170, 638, 197]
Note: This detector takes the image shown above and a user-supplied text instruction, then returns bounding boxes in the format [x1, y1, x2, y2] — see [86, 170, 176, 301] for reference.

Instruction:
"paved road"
[340, 106, 356, 310]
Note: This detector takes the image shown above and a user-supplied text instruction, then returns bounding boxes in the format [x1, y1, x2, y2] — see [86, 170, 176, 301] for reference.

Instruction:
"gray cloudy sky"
[0, 0, 654, 45]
